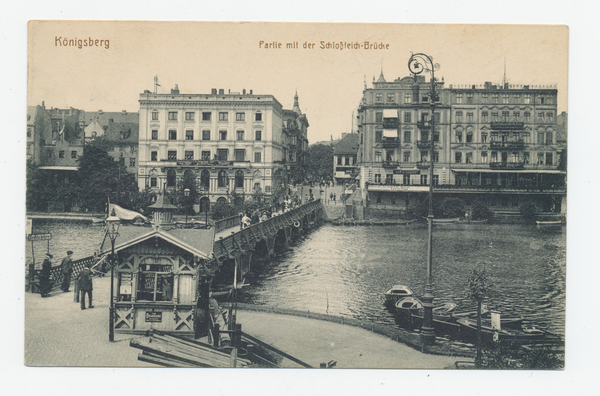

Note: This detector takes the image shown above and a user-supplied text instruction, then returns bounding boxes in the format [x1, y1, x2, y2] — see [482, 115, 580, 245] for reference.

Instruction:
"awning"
[451, 169, 565, 174]
[383, 109, 398, 118]
[335, 171, 351, 178]
[383, 129, 397, 138]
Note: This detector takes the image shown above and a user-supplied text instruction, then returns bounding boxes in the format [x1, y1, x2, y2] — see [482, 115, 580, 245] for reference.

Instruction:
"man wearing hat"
[39, 253, 53, 297]
[78, 262, 94, 310]
[60, 250, 74, 292]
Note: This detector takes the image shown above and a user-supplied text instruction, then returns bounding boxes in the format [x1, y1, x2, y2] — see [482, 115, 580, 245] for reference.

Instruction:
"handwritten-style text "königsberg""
[259, 41, 389, 50]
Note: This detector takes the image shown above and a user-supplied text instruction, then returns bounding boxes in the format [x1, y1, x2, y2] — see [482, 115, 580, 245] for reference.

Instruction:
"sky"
[28, 22, 568, 144]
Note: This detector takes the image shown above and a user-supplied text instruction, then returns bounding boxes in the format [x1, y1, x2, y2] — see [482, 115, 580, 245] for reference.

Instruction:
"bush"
[471, 199, 493, 220]
[441, 198, 465, 218]
[519, 201, 538, 223]
[209, 201, 237, 221]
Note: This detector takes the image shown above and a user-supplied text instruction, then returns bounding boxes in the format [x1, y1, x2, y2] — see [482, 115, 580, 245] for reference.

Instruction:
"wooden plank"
[241, 331, 312, 368]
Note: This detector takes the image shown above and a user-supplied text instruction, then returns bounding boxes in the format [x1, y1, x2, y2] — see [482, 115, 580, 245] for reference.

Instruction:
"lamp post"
[184, 188, 190, 225]
[408, 52, 440, 346]
[105, 209, 121, 342]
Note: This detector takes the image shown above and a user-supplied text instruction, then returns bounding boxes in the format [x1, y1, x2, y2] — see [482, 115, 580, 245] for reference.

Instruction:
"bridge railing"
[28, 255, 98, 294]
[214, 214, 241, 234]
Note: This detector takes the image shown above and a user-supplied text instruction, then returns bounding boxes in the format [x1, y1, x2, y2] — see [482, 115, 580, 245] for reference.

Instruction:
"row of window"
[151, 149, 262, 163]
[336, 156, 356, 165]
[153, 169, 265, 190]
[152, 129, 263, 142]
[375, 130, 554, 145]
[152, 110, 263, 122]
[373, 91, 555, 105]
[48, 150, 78, 159]
[372, 110, 555, 124]
[455, 93, 555, 105]
[373, 150, 555, 165]
[373, 173, 438, 186]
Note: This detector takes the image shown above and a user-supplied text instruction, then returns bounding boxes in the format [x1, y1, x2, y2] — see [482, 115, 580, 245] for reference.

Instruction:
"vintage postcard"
[25, 21, 567, 374]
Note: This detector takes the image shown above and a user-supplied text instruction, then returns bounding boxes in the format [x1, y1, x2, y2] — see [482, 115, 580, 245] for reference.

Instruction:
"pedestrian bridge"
[27, 199, 326, 293]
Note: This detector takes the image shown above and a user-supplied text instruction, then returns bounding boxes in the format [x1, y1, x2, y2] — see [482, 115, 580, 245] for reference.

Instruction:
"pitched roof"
[334, 133, 360, 155]
[104, 121, 139, 143]
[100, 225, 214, 258]
[83, 111, 139, 127]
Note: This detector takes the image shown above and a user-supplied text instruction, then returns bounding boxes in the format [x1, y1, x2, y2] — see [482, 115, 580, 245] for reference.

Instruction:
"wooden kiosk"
[101, 195, 214, 338]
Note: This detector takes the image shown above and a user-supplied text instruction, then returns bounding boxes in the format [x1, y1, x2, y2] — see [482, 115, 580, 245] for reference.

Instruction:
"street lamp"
[408, 52, 440, 346]
[184, 188, 190, 225]
[105, 209, 121, 342]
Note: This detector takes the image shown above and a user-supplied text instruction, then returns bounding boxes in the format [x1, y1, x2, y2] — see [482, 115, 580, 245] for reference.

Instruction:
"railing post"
[213, 323, 220, 347]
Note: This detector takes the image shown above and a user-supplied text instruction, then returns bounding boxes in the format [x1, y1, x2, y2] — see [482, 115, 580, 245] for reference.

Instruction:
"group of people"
[38, 250, 95, 310]
[329, 192, 337, 204]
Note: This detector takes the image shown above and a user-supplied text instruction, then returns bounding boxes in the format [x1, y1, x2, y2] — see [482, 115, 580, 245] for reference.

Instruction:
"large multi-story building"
[137, 85, 306, 211]
[357, 70, 566, 216]
[281, 92, 309, 183]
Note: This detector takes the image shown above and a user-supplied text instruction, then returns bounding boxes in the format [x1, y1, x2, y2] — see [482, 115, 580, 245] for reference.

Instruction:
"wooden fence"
[28, 255, 97, 294]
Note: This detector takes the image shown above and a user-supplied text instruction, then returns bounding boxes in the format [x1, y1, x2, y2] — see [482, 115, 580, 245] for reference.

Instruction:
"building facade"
[357, 71, 566, 216]
[137, 86, 302, 211]
[333, 133, 360, 185]
[281, 92, 309, 183]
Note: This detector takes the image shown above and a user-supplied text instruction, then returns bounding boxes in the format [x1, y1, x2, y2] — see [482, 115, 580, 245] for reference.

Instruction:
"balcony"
[382, 118, 399, 129]
[490, 121, 525, 130]
[417, 121, 431, 130]
[382, 161, 401, 168]
[416, 160, 430, 169]
[382, 137, 399, 148]
[490, 140, 525, 150]
[489, 161, 525, 170]
[417, 140, 432, 149]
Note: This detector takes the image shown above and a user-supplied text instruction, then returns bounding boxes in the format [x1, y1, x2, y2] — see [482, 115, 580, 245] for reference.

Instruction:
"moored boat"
[384, 285, 414, 304]
[456, 317, 561, 347]
[536, 220, 563, 226]
[394, 296, 423, 316]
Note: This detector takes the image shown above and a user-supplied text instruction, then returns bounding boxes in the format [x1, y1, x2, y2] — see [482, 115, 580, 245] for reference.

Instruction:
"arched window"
[201, 170, 210, 190]
[183, 169, 194, 180]
[235, 170, 244, 188]
[199, 197, 210, 213]
[166, 169, 176, 187]
[217, 197, 227, 204]
[218, 170, 228, 188]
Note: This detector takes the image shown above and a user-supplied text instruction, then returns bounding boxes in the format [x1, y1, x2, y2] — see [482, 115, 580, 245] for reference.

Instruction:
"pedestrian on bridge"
[78, 262, 94, 310]
[39, 253, 53, 298]
[60, 250, 74, 292]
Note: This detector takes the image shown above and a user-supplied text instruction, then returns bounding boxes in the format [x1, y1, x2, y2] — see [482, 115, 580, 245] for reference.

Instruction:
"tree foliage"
[305, 144, 334, 183]
[209, 201, 238, 221]
[519, 201, 538, 223]
[168, 171, 200, 215]
[467, 265, 490, 303]
[471, 198, 493, 220]
[77, 142, 136, 212]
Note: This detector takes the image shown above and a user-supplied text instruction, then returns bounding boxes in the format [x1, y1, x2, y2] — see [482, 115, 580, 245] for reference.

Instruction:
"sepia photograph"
[23, 21, 570, 373]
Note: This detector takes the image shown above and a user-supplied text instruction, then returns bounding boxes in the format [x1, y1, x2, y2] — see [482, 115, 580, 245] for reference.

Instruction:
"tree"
[441, 197, 465, 218]
[467, 264, 490, 368]
[209, 201, 237, 221]
[77, 141, 136, 212]
[305, 144, 334, 183]
[169, 171, 199, 215]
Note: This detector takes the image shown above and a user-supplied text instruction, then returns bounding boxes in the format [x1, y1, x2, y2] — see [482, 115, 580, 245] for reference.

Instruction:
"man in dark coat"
[39, 253, 53, 297]
[78, 262, 94, 309]
[60, 250, 74, 292]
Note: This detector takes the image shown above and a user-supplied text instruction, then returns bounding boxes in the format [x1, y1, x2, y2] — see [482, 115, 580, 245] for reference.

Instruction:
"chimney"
[250, 89, 253, 95]
[109, 118, 114, 123]
[228, 89, 230, 94]
[211, 88, 217, 94]
[42, 101, 45, 109]
[484, 82, 492, 89]
[121, 110, 127, 115]
[243, 89, 246, 95]
[98, 110, 103, 115]
[219, 89, 224, 95]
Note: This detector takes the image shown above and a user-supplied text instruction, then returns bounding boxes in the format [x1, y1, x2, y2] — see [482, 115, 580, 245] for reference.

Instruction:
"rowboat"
[394, 296, 423, 316]
[383, 285, 414, 304]
[456, 317, 561, 347]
